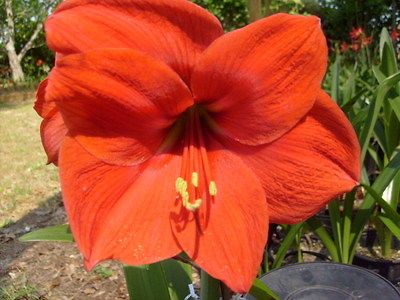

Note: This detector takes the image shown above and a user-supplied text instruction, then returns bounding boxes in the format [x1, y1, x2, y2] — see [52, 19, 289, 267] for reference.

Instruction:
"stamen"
[191, 172, 199, 188]
[209, 181, 217, 196]
[175, 107, 217, 213]
[175, 177, 186, 194]
[185, 198, 202, 212]
[182, 191, 190, 207]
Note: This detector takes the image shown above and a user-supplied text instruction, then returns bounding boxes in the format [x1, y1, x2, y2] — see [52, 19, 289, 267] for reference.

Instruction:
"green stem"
[200, 270, 221, 300]
[382, 228, 393, 258]
[342, 190, 355, 263]
[328, 200, 343, 261]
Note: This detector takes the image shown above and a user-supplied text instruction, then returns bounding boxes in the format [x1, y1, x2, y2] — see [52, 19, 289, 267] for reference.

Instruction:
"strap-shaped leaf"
[249, 278, 280, 300]
[19, 224, 74, 242]
[378, 214, 400, 241]
[359, 72, 400, 162]
[123, 259, 192, 300]
[349, 149, 400, 260]
[271, 223, 303, 269]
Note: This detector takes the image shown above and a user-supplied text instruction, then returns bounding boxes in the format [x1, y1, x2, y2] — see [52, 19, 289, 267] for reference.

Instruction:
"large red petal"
[47, 48, 193, 166]
[40, 110, 67, 165]
[46, 0, 223, 84]
[34, 79, 54, 118]
[226, 91, 360, 224]
[172, 140, 269, 293]
[59, 137, 182, 268]
[191, 13, 328, 145]
[34, 79, 67, 165]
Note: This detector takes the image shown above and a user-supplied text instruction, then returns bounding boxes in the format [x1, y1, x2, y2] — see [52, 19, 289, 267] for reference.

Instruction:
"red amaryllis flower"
[36, 59, 44, 67]
[351, 42, 361, 52]
[391, 29, 399, 41]
[350, 27, 364, 40]
[35, 0, 360, 292]
[340, 41, 350, 53]
[362, 36, 373, 46]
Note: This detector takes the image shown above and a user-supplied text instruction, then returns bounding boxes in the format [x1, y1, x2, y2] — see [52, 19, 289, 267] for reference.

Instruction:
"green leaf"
[389, 96, 400, 122]
[330, 55, 341, 103]
[372, 65, 386, 84]
[271, 223, 303, 269]
[340, 88, 367, 112]
[379, 27, 400, 95]
[123, 259, 192, 300]
[378, 214, 400, 241]
[349, 149, 400, 261]
[342, 190, 356, 264]
[249, 278, 280, 300]
[306, 218, 340, 262]
[19, 224, 74, 242]
[328, 200, 343, 257]
[379, 28, 399, 75]
[359, 71, 400, 163]
[200, 270, 220, 300]
[361, 184, 400, 226]
[162, 259, 193, 300]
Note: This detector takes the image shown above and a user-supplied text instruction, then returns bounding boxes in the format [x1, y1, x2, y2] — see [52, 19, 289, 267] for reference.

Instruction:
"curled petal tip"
[84, 257, 100, 272]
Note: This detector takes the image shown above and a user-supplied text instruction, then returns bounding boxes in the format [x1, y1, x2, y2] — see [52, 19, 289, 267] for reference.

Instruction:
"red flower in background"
[391, 29, 399, 41]
[36, 59, 44, 67]
[351, 42, 361, 52]
[362, 36, 373, 46]
[340, 42, 350, 53]
[34, 0, 360, 292]
[350, 27, 364, 40]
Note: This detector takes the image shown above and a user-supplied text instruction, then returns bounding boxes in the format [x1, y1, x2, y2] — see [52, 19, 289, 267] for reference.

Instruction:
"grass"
[0, 100, 59, 228]
[0, 283, 41, 300]
[93, 266, 114, 279]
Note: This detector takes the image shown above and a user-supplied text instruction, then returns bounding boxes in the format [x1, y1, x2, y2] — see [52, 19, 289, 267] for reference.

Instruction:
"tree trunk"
[5, 43, 25, 83]
[5, 0, 25, 82]
[264, 0, 273, 16]
[248, 0, 263, 23]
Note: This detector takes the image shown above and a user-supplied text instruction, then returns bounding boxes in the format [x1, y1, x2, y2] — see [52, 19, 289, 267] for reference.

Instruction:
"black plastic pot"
[353, 254, 400, 284]
[246, 262, 400, 300]
[353, 228, 400, 283]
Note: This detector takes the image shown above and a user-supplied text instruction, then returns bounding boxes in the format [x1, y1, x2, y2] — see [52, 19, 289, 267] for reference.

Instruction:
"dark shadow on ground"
[0, 193, 128, 299]
[0, 192, 65, 277]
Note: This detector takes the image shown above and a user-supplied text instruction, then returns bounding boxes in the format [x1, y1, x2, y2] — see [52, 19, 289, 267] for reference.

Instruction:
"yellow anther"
[209, 181, 217, 196]
[182, 191, 190, 207]
[175, 177, 187, 195]
[191, 172, 199, 188]
[185, 198, 202, 212]
[175, 177, 184, 193]
[194, 198, 202, 207]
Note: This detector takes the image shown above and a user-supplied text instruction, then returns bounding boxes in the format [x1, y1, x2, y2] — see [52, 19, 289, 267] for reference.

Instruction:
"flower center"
[175, 107, 217, 212]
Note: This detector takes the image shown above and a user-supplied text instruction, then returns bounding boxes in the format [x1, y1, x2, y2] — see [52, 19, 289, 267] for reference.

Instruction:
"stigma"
[175, 108, 217, 212]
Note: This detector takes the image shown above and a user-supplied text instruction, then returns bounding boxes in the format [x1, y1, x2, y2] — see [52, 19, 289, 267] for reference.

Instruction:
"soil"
[0, 194, 129, 299]
[356, 243, 400, 261]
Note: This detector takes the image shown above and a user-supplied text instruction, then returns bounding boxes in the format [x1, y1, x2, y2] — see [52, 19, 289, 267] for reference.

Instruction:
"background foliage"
[0, 0, 55, 85]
